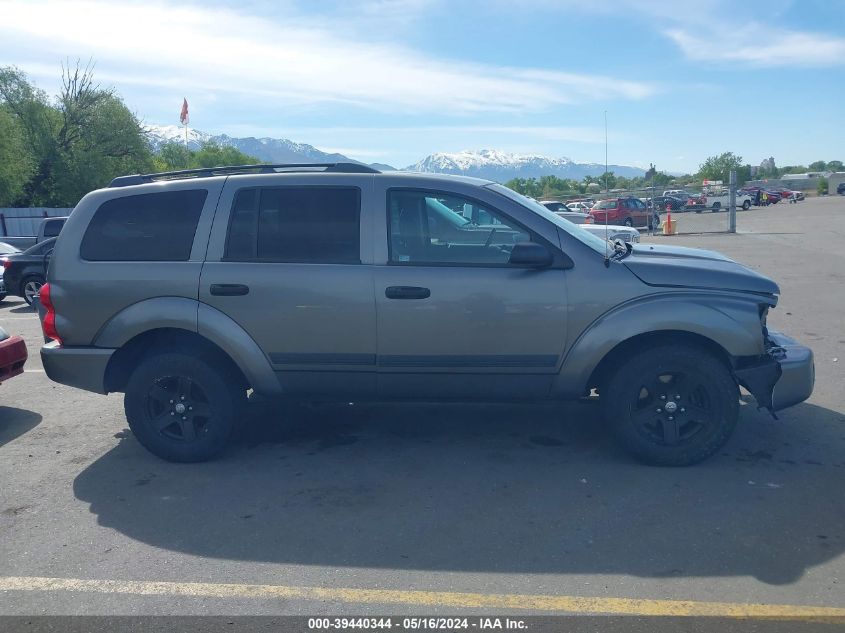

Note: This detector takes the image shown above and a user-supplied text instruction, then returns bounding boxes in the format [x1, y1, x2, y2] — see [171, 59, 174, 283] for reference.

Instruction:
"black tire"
[742, 200, 751, 210]
[124, 352, 245, 462]
[0, 293, 6, 302]
[711, 202, 720, 212]
[624, 217, 633, 227]
[21, 275, 44, 306]
[602, 344, 739, 466]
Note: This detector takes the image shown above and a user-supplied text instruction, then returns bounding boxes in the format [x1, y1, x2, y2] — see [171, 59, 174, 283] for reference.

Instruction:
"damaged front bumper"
[734, 330, 815, 413]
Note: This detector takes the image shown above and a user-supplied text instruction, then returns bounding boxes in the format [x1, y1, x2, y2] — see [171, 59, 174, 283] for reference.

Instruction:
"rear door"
[201, 174, 377, 397]
[626, 198, 649, 227]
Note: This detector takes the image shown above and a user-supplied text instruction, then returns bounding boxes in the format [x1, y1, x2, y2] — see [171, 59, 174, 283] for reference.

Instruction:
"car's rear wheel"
[0, 293, 6, 302]
[624, 217, 633, 227]
[124, 352, 245, 462]
[711, 202, 721, 212]
[742, 200, 751, 210]
[21, 276, 44, 306]
[602, 344, 739, 466]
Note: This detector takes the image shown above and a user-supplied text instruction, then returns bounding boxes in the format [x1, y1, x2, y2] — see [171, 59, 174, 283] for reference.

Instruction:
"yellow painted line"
[1, 576, 845, 617]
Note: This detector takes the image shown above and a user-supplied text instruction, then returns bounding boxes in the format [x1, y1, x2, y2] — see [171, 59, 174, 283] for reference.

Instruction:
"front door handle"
[210, 283, 250, 296]
[385, 286, 430, 300]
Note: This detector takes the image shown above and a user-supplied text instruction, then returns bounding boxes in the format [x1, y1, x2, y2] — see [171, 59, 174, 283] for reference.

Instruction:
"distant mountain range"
[406, 149, 644, 180]
[145, 125, 644, 181]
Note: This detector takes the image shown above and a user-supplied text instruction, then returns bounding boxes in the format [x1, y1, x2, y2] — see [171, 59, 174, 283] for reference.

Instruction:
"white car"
[566, 201, 592, 212]
[556, 211, 640, 243]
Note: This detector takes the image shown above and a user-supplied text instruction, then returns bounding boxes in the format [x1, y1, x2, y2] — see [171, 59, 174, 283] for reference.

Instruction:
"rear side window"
[225, 187, 360, 263]
[42, 219, 64, 238]
[81, 190, 207, 261]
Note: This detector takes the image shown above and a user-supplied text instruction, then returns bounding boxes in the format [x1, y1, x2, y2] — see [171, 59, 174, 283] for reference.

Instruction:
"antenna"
[604, 110, 610, 267]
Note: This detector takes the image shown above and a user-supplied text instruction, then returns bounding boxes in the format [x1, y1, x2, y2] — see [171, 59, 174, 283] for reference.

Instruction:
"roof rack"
[108, 162, 380, 188]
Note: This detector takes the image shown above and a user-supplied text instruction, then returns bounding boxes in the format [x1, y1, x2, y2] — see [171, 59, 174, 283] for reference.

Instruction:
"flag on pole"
[180, 98, 189, 125]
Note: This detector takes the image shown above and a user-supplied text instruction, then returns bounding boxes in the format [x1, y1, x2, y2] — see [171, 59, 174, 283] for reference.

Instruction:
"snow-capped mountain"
[144, 124, 212, 151]
[406, 149, 644, 180]
[144, 124, 365, 165]
[144, 125, 645, 181]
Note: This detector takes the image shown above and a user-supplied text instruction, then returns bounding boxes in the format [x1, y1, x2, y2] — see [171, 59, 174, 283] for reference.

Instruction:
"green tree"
[697, 152, 750, 186]
[155, 141, 260, 172]
[598, 171, 616, 190]
[827, 160, 844, 172]
[0, 62, 154, 206]
[809, 160, 827, 171]
[0, 106, 35, 205]
[817, 176, 828, 196]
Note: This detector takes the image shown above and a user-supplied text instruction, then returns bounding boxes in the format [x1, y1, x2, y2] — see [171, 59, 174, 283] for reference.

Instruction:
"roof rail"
[108, 162, 380, 188]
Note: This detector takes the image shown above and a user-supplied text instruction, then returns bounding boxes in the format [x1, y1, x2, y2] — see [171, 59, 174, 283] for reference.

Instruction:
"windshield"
[487, 183, 608, 254]
[424, 197, 472, 228]
[593, 199, 618, 210]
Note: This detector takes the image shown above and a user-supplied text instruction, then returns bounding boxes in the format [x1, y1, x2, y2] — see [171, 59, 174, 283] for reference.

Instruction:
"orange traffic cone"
[666, 203, 672, 234]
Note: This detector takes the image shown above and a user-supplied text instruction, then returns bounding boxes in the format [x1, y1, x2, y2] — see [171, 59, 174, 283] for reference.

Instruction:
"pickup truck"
[699, 190, 753, 212]
[0, 216, 67, 250]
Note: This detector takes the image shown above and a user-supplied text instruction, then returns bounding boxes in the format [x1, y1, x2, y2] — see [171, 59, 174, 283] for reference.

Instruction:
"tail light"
[584, 216, 594, 224]
[1, 258, 10, 270]
[39, 283, 62, 345]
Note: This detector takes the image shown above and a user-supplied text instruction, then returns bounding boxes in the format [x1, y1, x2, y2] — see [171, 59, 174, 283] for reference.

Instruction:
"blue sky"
[1, 0, 844, 172]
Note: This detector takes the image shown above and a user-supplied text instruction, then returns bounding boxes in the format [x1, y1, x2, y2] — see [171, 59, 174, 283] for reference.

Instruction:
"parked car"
[837, 182, 845, 195]
[556, 211, 640, 243]
[647, 195, 686, 211]
[763, 190, 782, 205]
[0, 324, 27, 384]
[589, 197, 653, 228]
[39, 163, 813, 466]
[539, 201, 567, 212]
[1, 237, 56, 305]
[0, 216, 67, 251]
[0, 242, 20, 302]
[566, 201, 592, 212]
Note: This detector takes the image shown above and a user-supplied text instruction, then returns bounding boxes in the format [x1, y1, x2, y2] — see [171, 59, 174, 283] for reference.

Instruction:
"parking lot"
[1, 195, 844, 616]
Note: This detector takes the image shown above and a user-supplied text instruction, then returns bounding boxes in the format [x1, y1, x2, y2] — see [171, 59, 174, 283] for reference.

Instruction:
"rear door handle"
[385, 286, 430, 300]
[210, 283, 250, 296]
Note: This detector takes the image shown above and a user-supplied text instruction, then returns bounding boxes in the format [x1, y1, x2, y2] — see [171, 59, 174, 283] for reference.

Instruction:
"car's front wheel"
[602, 344, 739, 466]
[742, 200, 751, 210]
[124, 352, 245, 462]
[624, 217, 633, 227]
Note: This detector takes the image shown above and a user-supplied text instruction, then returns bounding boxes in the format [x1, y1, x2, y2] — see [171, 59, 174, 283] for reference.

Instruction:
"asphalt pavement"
[0, 195, 843, 617]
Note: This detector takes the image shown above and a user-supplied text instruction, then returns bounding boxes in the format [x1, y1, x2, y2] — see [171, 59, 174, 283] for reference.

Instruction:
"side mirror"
[509, 242, 553, 268]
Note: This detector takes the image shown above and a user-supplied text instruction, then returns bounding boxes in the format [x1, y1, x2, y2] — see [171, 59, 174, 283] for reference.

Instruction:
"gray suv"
[39, 163, 814, 465]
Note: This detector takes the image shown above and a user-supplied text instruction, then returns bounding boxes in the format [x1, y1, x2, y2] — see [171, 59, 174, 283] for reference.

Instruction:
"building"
[829, 172, 845, 195]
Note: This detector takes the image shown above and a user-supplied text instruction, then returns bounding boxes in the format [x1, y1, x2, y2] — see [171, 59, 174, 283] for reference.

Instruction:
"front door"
[374, 188, 568, 399]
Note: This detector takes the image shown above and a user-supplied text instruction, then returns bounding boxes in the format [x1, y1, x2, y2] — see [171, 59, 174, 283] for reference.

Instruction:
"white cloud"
[0, 0, 655, 115]
[665, 27, 845, 67]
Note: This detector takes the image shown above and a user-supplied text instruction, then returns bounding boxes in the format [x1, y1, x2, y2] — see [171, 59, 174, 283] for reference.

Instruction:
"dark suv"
[39, 163, 813, 465]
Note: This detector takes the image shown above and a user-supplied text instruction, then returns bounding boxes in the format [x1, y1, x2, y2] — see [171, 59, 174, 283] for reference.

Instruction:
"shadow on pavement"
[0, 406, 42, 448]
[74, 399, 845, 584]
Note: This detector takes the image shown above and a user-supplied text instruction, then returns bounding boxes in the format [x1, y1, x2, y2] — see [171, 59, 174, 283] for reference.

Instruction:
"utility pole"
[729, 170, 737, 233]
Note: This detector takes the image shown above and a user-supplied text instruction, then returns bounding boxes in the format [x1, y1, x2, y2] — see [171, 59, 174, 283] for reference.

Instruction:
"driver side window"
[388, 190, 530, 265]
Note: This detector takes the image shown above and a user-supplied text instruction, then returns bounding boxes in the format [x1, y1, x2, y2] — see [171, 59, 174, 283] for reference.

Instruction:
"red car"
[589, 197, 653, 228]
[0, 325, 27, 384]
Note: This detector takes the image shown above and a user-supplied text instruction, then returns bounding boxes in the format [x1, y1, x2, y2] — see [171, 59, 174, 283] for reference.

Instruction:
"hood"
[582, 224, 636, 233]
[624, 243, 779, 295]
